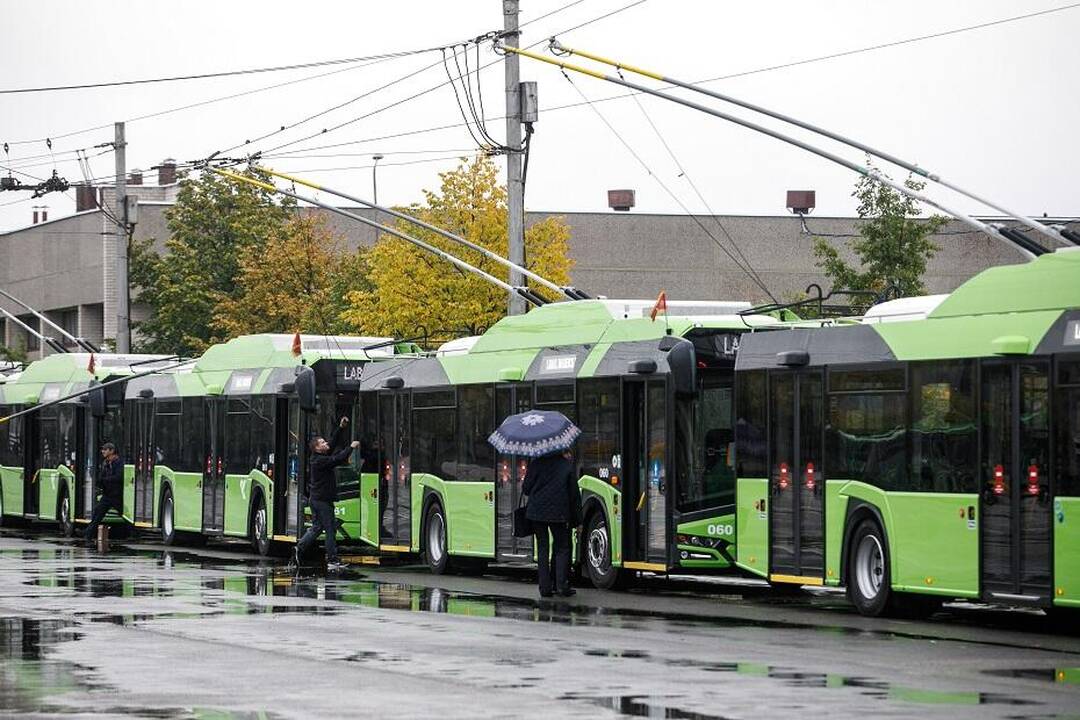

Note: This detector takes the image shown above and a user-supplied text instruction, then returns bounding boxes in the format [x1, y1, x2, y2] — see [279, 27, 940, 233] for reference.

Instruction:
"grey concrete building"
[1, 167, 1074, 359]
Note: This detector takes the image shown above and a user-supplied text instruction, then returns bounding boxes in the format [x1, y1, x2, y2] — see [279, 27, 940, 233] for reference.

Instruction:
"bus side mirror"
[88, 381, 106, 418]
[295, 366, 317, 413]
[666, 338, 697, 398]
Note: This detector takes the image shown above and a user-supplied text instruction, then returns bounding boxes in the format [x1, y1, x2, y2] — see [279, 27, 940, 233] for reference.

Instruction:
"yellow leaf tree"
[341, 155, 573, 343]
[216, 212, 370, 336]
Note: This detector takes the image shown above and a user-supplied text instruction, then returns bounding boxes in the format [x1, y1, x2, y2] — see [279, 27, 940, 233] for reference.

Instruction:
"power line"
[278, 153, 474, 174]
[0, 45, 453, 95]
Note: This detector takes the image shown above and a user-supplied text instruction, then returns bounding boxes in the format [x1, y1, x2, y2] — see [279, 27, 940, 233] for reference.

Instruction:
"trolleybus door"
[273, 397, 301, 538]
[22, 412, 40, 516]
[75, 408, 91, 521]
[980, 360, 1052, 603]
[132, 400, 155, 525]
[768, 370, 824, 582]
[622, 379, 669, 567]
[378, 391, 411, 550]
[202, 398, 226, 533]
[495, 384, 533, 560]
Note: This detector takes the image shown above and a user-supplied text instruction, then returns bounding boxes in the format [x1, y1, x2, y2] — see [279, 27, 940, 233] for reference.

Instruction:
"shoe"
[539, 590, 554, 598]
[557, 587, 577, 597]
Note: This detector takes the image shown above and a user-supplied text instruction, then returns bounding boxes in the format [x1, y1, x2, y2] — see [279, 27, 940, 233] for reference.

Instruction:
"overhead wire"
[558, 69, 777, 301]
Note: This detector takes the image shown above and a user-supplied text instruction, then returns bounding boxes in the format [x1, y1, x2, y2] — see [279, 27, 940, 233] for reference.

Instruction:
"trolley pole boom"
[210, 169, 547, 307]
[549, 40, 1067, 248]
[0, 306, 66, 354]
[0, 287, 99, 353]
[497, 43, 1040, 260]
[251, 166, 588, 301]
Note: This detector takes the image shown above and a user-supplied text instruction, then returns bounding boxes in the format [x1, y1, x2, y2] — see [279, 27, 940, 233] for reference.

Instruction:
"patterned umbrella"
[487, 409, 581, 458]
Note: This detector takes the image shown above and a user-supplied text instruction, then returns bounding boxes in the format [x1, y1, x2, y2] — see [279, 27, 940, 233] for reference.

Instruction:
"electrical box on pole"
[520, 81, 538, 124]
[124, 195, 139, 226]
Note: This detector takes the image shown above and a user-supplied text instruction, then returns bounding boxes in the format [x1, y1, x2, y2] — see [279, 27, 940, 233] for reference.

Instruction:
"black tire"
[57, 489, 74, 538]
[583, 509, 623, 590]
[161, 489, 177, 545]
[423, 502, 449, 575]
[250, 494, 271, 557]
[846, 518, 893, 617]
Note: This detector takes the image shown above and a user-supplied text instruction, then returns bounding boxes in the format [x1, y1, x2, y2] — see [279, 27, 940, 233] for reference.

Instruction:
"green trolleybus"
[0, 354, 168, 535]
[733, 247, 1080, 617]
[353, 298, 779, 588]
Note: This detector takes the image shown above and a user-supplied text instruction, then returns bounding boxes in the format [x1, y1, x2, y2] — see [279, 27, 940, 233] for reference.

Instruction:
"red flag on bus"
[87, 353, 96, 374]
[291, 331, 302, 357]
[650, 290, 668, 321]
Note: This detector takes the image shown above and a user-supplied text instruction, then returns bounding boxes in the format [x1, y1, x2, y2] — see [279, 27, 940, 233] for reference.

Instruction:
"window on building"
[17, 315, 39, 352]
[826, 367, 907, 489]
[412, 389, 457, 480]
[58, 308, 78, 349]
[909, 361, 977, 493]
[577, 378, 620, 482]
[457, 385, 494, 482]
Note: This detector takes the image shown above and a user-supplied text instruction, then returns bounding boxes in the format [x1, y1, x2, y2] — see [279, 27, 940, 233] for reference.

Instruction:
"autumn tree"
[130, 168, 294, 355]
[812, 161, 948, 300]
[341, 155, 573, 343]
[215, 213, 370, 336]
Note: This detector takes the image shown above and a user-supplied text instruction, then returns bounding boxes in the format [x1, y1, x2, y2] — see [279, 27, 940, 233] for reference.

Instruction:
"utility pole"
[114, 121, 130, 353]
[503, 0, 525, 316]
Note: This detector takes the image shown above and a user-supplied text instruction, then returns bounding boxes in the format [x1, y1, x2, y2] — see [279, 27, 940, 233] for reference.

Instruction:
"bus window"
[457, 385, 494, 483]
[412, 389, 457, 481]
[735, 370, 767, 478]
[578, 379, 620, 483]
[358, 393, 380, 474]
[677, 372, 735, 511]
[826, 367, 907, 488]
[909, 361, 977, 493]
[1058, 359, 1080, 497]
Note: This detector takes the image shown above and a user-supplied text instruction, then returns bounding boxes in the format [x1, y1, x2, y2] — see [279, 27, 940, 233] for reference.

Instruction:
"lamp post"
[372, 154, 384, 204]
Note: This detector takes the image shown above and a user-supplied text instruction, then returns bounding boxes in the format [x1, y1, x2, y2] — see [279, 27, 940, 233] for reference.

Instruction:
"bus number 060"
[707, 524, 733, 537]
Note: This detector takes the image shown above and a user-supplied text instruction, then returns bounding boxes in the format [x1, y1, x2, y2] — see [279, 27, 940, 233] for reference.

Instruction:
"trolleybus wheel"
[424, 502, 449, 575]
[846, 519, 892, 617]
[250, 495, 271, 557]
[584, 510, 623, 590]
[161, 490, 177, 546]
[57, 490, 73, 538]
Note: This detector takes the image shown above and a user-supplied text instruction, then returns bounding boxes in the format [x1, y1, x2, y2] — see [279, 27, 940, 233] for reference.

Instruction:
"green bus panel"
[1055, 497, 1080, 608]
[169, 471, 204, 533]
[57, 466, 75, 523]
[123, 464, 135, 522]
[1, 466, 24, 515]
[223, 472, 269, 537]
[335, 496, 361, 542]
[834, 481, 979, 597]
[824, 482, 849, 586]
[579, 476, 622, 567]
[416, 475, 495, 557]
[359, 473, 379, 546]
[735, 477, 768, 578]
[675, 513, 735, 570]
[38, 469, 61, 520]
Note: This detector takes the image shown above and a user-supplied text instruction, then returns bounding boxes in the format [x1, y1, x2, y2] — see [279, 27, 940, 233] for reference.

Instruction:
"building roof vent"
[786, 190, 815, 215]
[608, 189, 635, 212]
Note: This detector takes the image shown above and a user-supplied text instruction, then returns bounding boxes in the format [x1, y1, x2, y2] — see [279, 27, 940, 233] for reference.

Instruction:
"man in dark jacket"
[84, 442, 123, 544]
[523, 450, 582, 597]
[294, 416, 359, 570]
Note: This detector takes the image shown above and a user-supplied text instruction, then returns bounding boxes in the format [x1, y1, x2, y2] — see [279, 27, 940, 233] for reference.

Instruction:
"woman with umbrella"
[489, 410, 583, 598]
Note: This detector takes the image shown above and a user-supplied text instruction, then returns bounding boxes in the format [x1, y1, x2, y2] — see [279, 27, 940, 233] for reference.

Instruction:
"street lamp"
[372, 154, 384, 204]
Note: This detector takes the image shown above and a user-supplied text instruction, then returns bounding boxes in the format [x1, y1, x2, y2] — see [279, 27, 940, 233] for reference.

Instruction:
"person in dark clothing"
[294, 417, 359, 570]
[84, 442, 123, 544]
[523, 449, 583, 597]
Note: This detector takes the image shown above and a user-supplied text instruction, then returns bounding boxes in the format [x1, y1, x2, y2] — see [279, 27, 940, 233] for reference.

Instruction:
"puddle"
[561, 692, 733, 719]
[983, 668, 1080, 684]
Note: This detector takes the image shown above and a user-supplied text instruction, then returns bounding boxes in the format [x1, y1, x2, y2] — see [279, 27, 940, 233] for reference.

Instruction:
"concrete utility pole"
[503, 0, 525, 316]
[114, 121, 130, 353]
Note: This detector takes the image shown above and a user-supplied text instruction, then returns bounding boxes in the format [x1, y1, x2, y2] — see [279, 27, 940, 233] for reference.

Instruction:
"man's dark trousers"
[84, 494, 121, 541]
[534, 521, 572, 594]
[297, 499, 338, 562]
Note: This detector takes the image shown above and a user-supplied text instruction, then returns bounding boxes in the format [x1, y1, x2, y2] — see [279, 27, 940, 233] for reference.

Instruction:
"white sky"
[1, 0, 1078, 233]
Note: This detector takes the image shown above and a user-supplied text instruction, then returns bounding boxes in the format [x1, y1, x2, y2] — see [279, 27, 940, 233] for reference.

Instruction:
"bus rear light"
[778, 462, 789, 490]
[805, 462, 816, 491]
[1026, 464, 1040, 496]
[517, 459, 528, 482]
[217, 457, 223, 475]
[992, 464, 1006, 495]
[206, 455, 213, 474]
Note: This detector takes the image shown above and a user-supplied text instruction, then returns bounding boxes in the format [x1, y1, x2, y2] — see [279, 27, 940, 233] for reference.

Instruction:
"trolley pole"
[114, 121, 130, 353]
[503, 0, 526, 316]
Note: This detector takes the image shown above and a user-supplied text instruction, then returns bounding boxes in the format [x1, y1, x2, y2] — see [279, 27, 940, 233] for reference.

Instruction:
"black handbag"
[512, 494, 534, 537]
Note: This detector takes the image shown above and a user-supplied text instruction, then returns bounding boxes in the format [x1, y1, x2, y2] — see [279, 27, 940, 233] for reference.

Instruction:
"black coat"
[99, 455, 123, 501]
[308, 426, 353, 502]
[523, 453, 582, 525]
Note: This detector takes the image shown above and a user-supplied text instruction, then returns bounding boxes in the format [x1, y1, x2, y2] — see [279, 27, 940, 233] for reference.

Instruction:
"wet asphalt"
[1, 527, 1079, 719]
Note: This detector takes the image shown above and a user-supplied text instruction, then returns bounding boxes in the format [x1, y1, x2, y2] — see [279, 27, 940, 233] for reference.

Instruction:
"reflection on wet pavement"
[2, 530, 1080, 719]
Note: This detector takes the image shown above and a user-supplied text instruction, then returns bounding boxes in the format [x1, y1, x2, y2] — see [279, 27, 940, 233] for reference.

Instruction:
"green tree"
[130, 169, 294, 355]
[812, 162, 948, 300]
[0, 339, 28, 364]
[215, 213, 371, 336]
[341, 155, 573, 344]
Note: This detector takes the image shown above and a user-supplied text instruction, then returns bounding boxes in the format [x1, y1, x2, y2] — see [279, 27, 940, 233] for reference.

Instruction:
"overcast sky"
[1, 0, 1077, 233]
